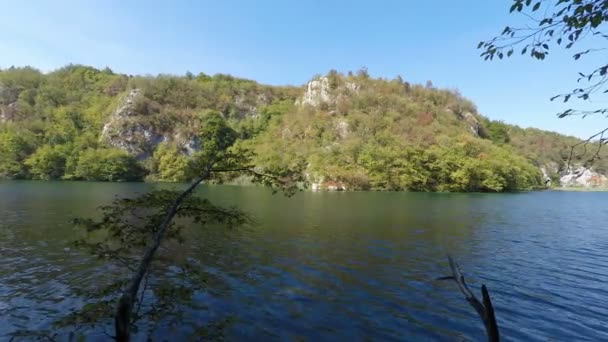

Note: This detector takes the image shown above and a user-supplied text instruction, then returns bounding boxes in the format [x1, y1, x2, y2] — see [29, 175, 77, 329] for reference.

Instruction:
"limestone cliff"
[560, 167, 607, 188]
[101, 89, 200, 159]
[101, 89, 164, 159]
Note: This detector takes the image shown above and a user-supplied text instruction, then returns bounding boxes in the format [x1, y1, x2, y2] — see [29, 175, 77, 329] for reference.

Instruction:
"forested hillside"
[1, 65, 605, 191]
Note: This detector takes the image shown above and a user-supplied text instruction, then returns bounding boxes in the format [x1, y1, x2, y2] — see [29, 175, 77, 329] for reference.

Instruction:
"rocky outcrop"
[101, 89, 166, 159]
[0, 83, 20, 123]
[299, 77, 331, 107]
[307, 169, 349, 191]
[541, 162, 607, 188]
[296, 77, 359, 108]
[444, 107, 481, 136]
[102, 89, 202, 159]
[0, 102, 18, 123]
[560, 167, 607, 188]
[334, 120, 350, 139]
[174, 133, 200, 156]
[230, 92, 272, 119]
[455, 110, 480, 136]
[310, 179, 348, 191]
[102, 121, 166, 159]
[461, 112, 480, 136]
[234, 94, 258, 118]
[540, 167, 552, 186]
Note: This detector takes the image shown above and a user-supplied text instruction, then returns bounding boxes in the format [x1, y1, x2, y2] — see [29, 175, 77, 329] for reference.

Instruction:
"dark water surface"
[1, 181, 608, 341]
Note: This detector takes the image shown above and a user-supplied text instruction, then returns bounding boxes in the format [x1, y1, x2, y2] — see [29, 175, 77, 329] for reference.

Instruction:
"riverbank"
[550, 187, 608, 192]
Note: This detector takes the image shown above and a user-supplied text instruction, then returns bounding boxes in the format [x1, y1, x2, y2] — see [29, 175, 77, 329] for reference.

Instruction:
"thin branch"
[438, 256, 500, 342]
[567, 126, 608, 170]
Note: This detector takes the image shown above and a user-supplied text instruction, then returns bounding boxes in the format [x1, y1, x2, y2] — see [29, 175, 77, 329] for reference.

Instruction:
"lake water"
[1, 181, 608, 341]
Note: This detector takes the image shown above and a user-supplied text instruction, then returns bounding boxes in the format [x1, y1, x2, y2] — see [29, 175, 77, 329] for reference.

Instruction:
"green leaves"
[0, 64, 298, 183]
[510, 1, 524, 12]
[151, 142, 190, 182]
[532, 50, 547, 59]
[67, 188, 251, 335]
[190, 110, 239, 171]
[0, 128, 38, 179]
[24, 144, 68, 180]
[558, 109, 573, 118]
[425, 137, 540, 192]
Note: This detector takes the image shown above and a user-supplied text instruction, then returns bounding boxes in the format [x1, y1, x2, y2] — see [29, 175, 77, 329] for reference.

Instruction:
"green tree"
[485, 121, 511, 145]
[24, 144, 69, 180]
[65, 113, 305, 341]
[0, 128, 38, 179]
[0, 64, 595, 189]
[150, 142, 189, 182]
[74, 148, 144, 181]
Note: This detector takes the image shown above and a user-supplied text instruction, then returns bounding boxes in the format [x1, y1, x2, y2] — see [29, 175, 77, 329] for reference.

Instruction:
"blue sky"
[0, 0, 606, 138]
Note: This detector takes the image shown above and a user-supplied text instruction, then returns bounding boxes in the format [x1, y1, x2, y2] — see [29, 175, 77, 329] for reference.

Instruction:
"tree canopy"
[57, 113, 304, 341]
[1, 64, 606, 190]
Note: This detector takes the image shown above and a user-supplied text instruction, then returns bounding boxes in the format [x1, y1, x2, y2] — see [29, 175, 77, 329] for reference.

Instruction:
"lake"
[1, 181, 608, 341]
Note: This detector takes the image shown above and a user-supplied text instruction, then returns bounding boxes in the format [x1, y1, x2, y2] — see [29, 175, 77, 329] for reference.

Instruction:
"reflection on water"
[1, 181, 608, 341]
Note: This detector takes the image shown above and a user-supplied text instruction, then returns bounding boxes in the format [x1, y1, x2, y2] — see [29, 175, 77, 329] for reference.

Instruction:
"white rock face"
[101, 89, 165, 159]
[102, 89, 202, 159]
[297, 77, 359, 108]
[560, 167, 607, 187]
[234, 94, 258, 118]
[456, 111, 480, 136]
[463, 112, 480, 136]
[335, 120, 350, 139]
[540, 167, 552, 186]
[116, 89, 141, 117]
[345, 82, 360, 93]
[325, 181, 348, 191]
[445, 108, 480, 136]
[299, 77, 331, 106]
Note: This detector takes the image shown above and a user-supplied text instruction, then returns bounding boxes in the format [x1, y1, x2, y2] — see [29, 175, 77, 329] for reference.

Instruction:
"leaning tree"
[16, 111, 306, 342]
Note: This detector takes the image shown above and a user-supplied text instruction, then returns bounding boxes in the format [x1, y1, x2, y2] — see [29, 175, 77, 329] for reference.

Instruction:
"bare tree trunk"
[114, 168, 211, 342]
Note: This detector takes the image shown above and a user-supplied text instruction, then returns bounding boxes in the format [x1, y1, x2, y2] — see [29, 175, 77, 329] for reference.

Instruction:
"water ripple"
[2, 184, 608, 340]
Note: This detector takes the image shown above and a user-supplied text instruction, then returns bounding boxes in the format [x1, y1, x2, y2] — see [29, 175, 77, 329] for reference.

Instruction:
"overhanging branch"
[114, 165, 214, 341]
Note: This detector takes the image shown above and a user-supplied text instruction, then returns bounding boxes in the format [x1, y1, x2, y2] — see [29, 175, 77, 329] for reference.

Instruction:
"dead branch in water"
[438, 256, 499, 342]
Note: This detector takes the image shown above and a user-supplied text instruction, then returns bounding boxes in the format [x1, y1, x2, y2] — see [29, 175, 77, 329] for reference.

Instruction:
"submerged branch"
[438, 256, 500, 342]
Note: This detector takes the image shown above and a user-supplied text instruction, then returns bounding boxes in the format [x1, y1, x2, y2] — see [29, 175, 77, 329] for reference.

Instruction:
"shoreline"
[5, 179, 608, 193]
[549, 187, 608, 192]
